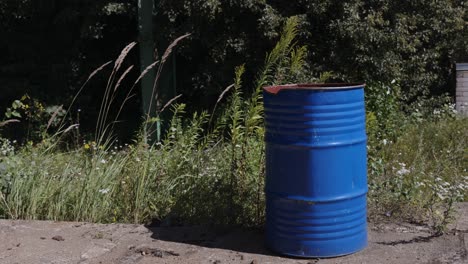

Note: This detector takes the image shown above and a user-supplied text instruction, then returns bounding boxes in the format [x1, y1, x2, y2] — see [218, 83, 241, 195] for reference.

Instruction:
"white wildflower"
[415, 181, 425, 188]
[397, 168, 410, 176]
[99, 188, 110, 194]
[436, 193, 445, 200]
[396, 162, 410, 175]
[442, 181, 451, 187]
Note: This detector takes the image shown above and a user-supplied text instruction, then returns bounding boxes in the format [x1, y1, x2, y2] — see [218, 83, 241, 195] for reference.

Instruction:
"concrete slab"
[0, 203, 467, 264]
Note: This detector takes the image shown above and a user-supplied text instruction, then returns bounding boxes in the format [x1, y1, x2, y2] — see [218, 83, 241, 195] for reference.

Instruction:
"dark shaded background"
[1, 0, 467, 142]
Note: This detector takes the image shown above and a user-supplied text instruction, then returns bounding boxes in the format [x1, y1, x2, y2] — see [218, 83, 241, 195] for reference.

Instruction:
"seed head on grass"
[112, 60, 162, 131]
[114, 65, 134, 92]
[149, 34, 191, 115]
[160, 94, 183, 114]
[216, 84, 235, 105]
[133, 61, 160, 87]
[87, 61, 113, 83]
[113, 42, 137, 74]
[97, 42, 138, 143]
[160, 34, 191, 64]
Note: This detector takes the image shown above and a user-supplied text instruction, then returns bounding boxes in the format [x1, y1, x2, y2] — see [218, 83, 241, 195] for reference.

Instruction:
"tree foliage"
[1, 0, 466, 139]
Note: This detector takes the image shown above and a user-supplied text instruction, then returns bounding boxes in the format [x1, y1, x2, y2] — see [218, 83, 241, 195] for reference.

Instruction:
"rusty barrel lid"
[263, 83, 365, 94]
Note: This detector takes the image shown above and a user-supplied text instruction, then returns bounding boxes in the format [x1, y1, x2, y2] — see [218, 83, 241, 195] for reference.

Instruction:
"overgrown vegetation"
[0, 17, 307, 226]
[2, 0, 466, 138]
[365, 81, 467, 234]
[0, 17, 467, 234]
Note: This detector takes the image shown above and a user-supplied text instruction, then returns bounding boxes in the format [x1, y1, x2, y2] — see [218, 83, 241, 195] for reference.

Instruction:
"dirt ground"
[0, 204, 467, 264]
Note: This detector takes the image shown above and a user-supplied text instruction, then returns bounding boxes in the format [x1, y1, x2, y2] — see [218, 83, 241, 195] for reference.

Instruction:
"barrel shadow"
[146, 225, 278, 257]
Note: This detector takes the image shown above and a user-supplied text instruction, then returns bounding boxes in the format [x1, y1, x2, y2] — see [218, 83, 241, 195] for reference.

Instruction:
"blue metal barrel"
[263, 83, 368, 258]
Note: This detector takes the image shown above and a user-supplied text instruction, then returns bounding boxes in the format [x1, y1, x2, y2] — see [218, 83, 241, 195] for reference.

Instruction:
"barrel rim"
[263, 83, 365, 94]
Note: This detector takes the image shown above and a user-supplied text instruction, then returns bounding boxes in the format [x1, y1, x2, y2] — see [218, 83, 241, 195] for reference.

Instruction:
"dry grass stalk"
[62, 124, 79, 134]
[86, 61, 113, 83]
[46, 105, 63, 131]
[209, 83, 235, 125]
[148, 34, 191, 116]
[114, 65, 134, 92]
[160, 94, 183, 113]
[0, 119, 20, 127]
[160, 34, 191, 64]
[216, 84, 235, 104]
[97, 43, 137, 142]
[100, 65, 135, 137]
[114, 42, 137, 74]
[133, 60, 159, 87]
[112, 60, 160, 128]
[57, 60, 113, 132]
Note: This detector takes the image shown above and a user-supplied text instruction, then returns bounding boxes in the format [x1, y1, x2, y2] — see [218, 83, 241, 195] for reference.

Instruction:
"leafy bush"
[368, 117, 468, 233]
[298, 0, 466, 99]
[2, 0, 465, 140]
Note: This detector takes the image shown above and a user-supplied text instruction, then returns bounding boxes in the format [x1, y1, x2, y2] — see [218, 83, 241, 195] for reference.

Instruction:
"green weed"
[368, 117, 468, 233]
[0, 16, 466, 235]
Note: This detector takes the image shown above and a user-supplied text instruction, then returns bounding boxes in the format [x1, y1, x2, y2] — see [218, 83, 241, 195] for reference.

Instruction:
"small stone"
[251, 260, 258, 264]
[81, 245, 112, 259]
[52, 235, 65, 241]
[93, 232, 104, 239]
[135, 245, 179, 258]
[40, 237, 46, 240]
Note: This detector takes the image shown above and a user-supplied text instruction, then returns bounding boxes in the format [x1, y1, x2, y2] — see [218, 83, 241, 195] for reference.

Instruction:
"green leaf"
[12, 100, 22, 109]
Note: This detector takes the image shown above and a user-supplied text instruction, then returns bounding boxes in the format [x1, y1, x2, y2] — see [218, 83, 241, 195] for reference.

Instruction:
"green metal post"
[138, 0, 156, 142]
[138, 0, 176, 142]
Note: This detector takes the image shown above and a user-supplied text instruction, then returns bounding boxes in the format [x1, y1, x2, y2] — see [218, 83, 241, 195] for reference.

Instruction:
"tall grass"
[0, 17, 307, 226]
[368, 117, 468, 233]
[0, 16, 466, 233]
